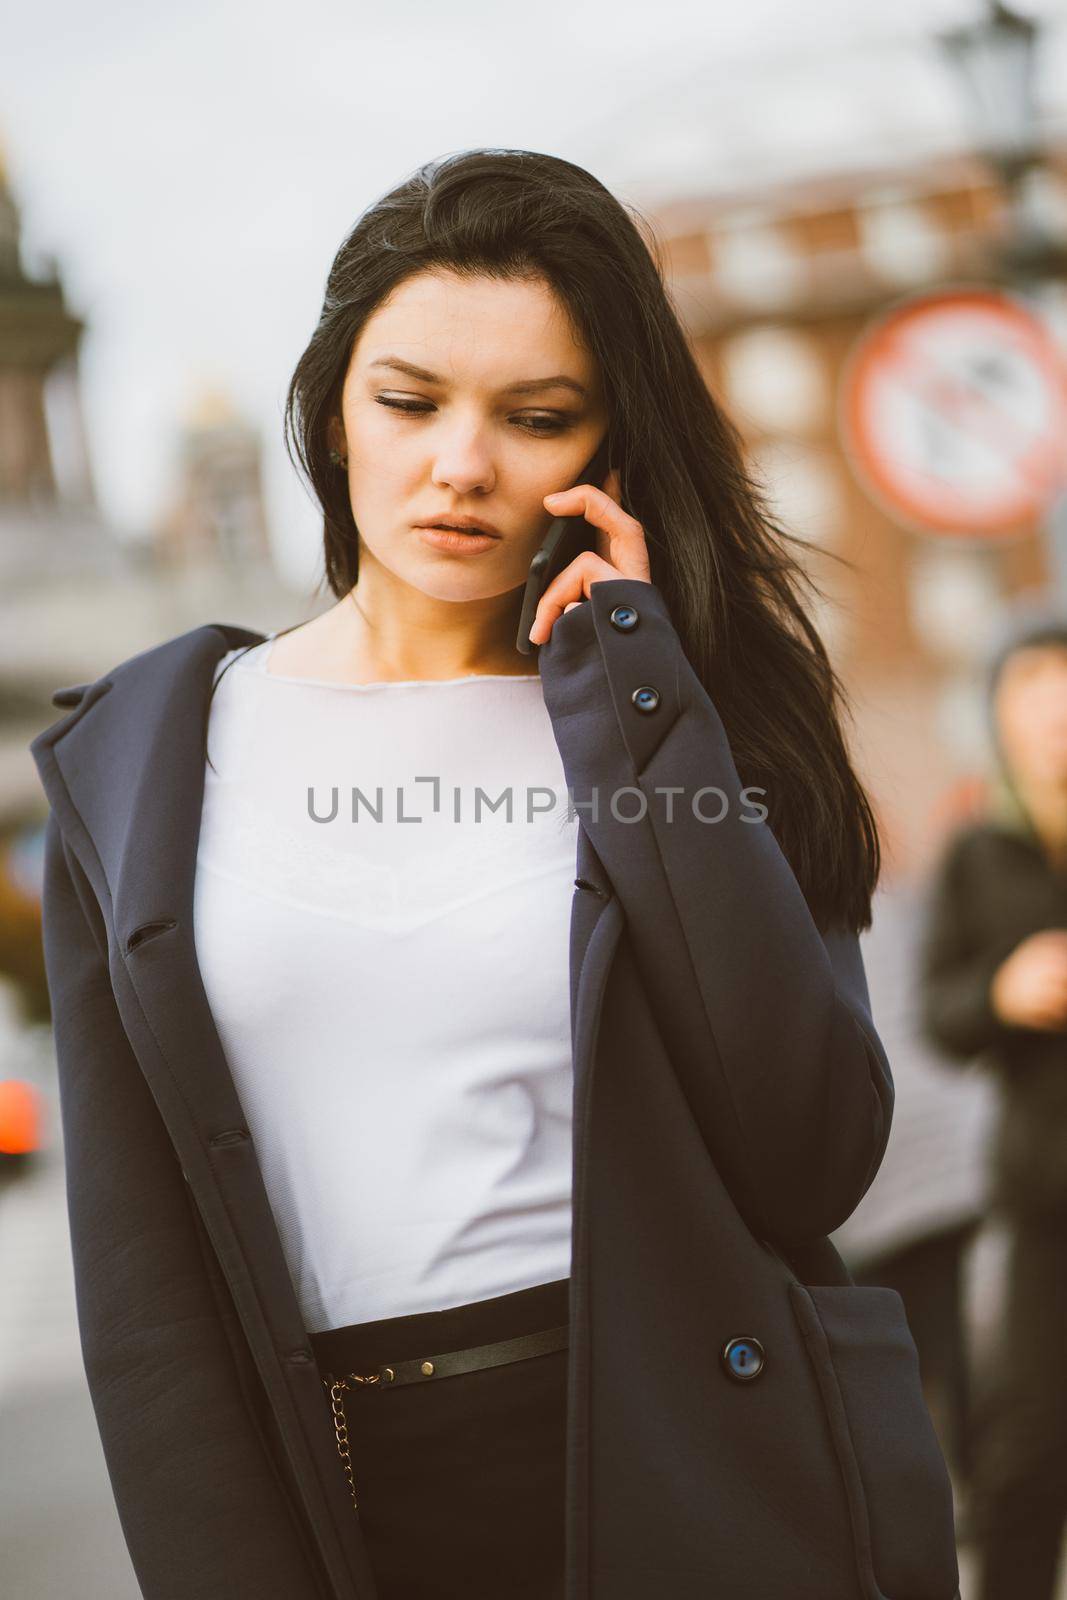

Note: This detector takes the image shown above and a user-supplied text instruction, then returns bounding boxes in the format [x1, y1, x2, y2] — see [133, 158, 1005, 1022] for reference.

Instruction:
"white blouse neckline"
[244, 633, 542, 693]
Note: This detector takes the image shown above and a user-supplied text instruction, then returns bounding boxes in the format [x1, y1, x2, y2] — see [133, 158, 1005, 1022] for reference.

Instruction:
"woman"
[31, 149, 958, 1600]
[919, 610, 1067, 1600]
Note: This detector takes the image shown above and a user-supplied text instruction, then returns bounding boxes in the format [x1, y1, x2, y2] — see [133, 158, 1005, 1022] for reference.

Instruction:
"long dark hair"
[216, 147, 880, 933]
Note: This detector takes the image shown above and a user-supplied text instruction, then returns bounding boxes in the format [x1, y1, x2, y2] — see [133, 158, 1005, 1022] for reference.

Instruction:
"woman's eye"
[374, 396, 570, 435]
[520, 414, 571, 435]
[375, 396, 434, 418]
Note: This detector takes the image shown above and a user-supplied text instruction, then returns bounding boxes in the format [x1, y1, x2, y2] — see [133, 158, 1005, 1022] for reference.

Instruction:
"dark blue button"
[721, 1337, 765, 1381]
[609, 604, 639, 631]
[631, 685, 660, 714]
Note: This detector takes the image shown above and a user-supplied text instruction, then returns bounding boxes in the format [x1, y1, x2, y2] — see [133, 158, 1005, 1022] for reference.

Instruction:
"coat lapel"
[32, 623, 380, 1597]
[36, 625, 271, 1131]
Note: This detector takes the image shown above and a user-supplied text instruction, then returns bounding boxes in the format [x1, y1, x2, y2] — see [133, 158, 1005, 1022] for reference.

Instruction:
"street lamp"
[938, 1, 1067, 281]
[940, 2, 1039, 183]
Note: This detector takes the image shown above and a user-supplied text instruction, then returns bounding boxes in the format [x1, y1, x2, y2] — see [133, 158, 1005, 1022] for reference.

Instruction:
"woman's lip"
[417, 525, 501, 554]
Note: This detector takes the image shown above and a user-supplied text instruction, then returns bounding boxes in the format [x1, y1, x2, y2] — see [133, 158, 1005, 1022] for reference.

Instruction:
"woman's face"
[329, 269, 610, 602]
[994, 643, 1067, 789]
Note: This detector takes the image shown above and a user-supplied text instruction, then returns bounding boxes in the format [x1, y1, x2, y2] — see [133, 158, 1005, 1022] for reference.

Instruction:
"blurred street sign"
[839, 286, 1067, 540]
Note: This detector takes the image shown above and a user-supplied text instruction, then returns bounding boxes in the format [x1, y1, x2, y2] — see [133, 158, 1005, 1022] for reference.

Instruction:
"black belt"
[322, 1321, 569, 1391]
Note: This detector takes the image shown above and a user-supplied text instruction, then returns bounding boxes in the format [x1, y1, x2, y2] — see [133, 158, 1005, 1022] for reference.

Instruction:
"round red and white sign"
[839, 286, 1067, 539]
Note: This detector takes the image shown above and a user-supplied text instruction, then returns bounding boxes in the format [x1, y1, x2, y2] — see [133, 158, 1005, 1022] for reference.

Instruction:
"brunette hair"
[218, 147, 880, 932]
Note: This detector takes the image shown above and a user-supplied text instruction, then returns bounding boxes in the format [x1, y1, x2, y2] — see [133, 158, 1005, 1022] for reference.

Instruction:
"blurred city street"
[0, 1136, 139, 1597]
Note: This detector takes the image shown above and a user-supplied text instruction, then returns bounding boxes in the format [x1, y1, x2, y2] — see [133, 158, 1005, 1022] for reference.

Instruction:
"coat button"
[721, 1337, 766, 1381]
[631, 685, 660, 714]
[609, 604, 639, 631]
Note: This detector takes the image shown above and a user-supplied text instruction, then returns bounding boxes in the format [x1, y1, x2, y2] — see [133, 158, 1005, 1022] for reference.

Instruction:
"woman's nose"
[430, 439, 496, 495]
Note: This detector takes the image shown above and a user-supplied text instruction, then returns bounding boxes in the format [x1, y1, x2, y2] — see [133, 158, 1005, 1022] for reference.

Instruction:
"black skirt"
[308, 1277, 570, 1599]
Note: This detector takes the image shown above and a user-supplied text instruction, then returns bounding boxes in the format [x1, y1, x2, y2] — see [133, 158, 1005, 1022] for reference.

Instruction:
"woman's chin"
[402, 562, 528, 606]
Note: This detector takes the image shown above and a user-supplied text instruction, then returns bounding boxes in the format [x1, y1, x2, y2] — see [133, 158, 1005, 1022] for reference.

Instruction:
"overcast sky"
[2, 0, 1066, 590]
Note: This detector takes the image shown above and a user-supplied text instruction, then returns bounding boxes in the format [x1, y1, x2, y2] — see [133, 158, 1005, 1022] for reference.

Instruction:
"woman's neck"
[271, 578, 538, 685]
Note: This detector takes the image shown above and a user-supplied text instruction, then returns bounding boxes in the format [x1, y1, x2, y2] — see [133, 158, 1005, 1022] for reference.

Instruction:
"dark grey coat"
[30, 577, 960, 1600]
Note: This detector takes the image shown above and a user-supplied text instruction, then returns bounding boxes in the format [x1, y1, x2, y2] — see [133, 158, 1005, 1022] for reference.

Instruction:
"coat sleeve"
[916, 829, 1014, 1063]
[38, 810, 332, 1600]
[538, 577, 893, 1246]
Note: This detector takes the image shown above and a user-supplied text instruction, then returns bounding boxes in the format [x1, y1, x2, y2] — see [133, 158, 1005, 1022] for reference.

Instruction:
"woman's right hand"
[990, 928, 1067, 1031]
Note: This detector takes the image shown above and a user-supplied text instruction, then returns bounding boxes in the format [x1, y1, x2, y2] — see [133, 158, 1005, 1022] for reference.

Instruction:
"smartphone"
[514, 434, 614, 655]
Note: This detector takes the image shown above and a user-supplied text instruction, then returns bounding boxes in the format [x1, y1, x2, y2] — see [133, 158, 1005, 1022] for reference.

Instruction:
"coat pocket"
[789, 1283, 959, 1600]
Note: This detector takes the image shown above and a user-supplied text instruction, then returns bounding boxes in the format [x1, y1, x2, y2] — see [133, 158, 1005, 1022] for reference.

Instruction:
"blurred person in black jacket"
[920, 608, 1067, 1600]
[836, 878, 994, 1498]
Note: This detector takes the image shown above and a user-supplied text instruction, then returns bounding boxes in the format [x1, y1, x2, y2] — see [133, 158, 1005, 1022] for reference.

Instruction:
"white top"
[192, 636, 579, 1332]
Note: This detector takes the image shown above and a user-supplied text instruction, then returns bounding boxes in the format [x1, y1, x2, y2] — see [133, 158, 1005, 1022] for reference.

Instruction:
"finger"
[542, 482, 650, 582]
[528, 549, 621, 645]
[596, 469, 624, 561]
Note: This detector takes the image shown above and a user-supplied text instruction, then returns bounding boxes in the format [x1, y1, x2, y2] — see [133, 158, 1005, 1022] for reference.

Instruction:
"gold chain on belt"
[323, 1368, 392, 1512]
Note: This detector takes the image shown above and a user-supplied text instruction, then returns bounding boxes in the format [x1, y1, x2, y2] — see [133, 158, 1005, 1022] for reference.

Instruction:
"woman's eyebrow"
[367, 355, 587, 399]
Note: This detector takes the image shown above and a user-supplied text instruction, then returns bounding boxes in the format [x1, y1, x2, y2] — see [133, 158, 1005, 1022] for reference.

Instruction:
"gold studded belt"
[321, 1322, 569, 1511]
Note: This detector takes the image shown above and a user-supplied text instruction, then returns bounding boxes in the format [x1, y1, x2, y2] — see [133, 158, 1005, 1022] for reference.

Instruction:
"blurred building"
[656, 146, 1067, 877]
[157, 385, 273, 572]
[0, 143, 124, 598]
[0, 140, 132, 826]
[0, 142, 306, 831]
[0, 152, 97, 526]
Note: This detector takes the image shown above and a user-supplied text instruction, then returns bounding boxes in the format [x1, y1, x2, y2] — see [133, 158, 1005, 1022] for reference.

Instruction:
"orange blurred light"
[0, 1079, 44, 1154]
